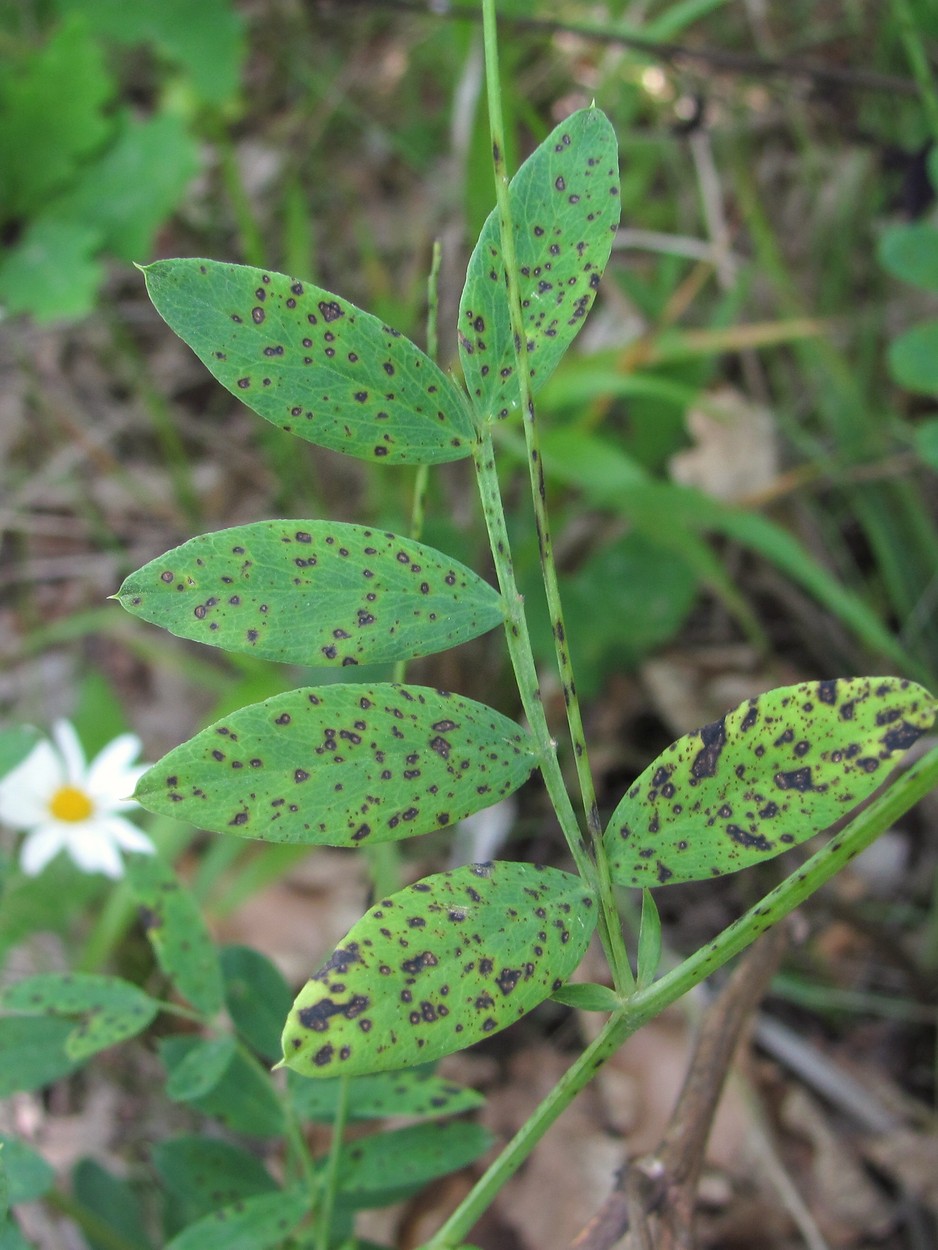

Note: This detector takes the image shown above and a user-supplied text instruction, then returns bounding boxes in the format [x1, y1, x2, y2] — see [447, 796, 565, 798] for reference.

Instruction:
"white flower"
[0, 720, 154, 878]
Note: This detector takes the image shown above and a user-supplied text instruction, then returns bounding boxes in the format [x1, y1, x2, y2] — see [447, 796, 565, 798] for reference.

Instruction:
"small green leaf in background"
[914, 418, 938, 470]
[117, 520, 504, 668]
[0, 18, 113, 222]
[0, 1216, 33, 1250]
[220, 946, 292, 1062]
[152, 1136, 277, 1227]
[164, 1036, 237, 1102]
[282, 861, 597, 1077]
[887, 321, 938, 395]
[0, 1137, 55, 1205]
[0, 973, 158, 1061]
[159, 1037, 284, 1137]
[57, 0, 246, 105]
[125, 853, 225, 1016]
[605, 677, 937, 887]
[135, 684, 538, 848]
[0, 1016, 81, 1095]
[164, 1187, 310, 1250]
[636, 889, 662, 988]
[143, 260, 477, 464]
[72, 1159, 153, 1250]
[334, 1120, 492, 1209]
[0, 218, 104, 321]
[459, 107, 620, 420]
[287, 1065, 484, 1122]
[877, 223, 938, 292]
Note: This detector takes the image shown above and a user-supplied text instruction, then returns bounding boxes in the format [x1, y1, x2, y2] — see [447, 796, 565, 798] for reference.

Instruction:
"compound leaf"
[0, 973, 158, 1061]
[135, 685, 538, 848]
[604, 677, 937, 887]
[459, 107, 620, 420]
[143, 259, 476, 464]
[281, 860, 596, 1077]
[124, 853, 225, 1017]
[116, 520, 504, 667]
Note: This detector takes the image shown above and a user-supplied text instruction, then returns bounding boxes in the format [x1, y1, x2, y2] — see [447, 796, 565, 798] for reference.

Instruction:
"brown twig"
[571, 921, 791, 1250]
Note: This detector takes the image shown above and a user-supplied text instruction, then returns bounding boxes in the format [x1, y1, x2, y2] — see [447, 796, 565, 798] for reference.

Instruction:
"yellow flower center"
[49, 785, 95, 822]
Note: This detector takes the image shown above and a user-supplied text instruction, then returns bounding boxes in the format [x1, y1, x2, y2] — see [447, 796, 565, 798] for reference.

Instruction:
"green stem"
[890, 0, 938, 142]
[479, 0, 632, 992]
[316, 1074, 351, 1250]
[473, 435, 634, 994]
[424, 743, 938, 1246]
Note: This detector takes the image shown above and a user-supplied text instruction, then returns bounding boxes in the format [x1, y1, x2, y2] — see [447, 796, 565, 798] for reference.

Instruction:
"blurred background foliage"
[2, 0, 937, 786]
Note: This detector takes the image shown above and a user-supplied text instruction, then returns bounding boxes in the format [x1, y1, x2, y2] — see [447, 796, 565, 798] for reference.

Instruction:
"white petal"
[98, 815, 154, 856]
[86, 733, 144, 801]
[0, 741, 64, 829]
[52, 721, 87, 785]
[66, 826, 125, 878]
[19, 825, 68, 875]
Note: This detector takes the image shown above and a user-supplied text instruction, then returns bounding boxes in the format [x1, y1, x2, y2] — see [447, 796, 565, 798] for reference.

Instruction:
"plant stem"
[479, 0, 633, 993]
[423, 743, 938, 1246]
[316, 1074, 351, 1250]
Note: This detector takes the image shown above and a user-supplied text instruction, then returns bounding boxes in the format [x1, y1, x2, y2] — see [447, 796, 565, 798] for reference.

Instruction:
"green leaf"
[159, 1037, 285, 1136]
[124, 853, 225, 1016]
[72, 1159, 152, 1250]
[142, 259, 477, 464]
[135, 684, 538, 848]
[0, 1016, 81, 1095]
[549, 982, 619, 1011]
[334, 1121, 492, 1208]
[0, 217, 103, 322]
[49, 110, 200, 262]
[164, 1187, 310, 1250]
[914, 418, 938, 470]
[0, 973, 158, 1060]
[459, 107, 620, 420]
[164, 1036, 237, 1101]
[0, 1216, 32, 1250]
[287, 1066, 484, 1121]
[888, 321, 938, 395]
[878, 223, 938, 292]
[57, 0, 245, 105]
[636, 889, 662, 988]
[604, 677, 937, 887]
[0, 1137, 55, 1205]
[0, 18, 114, 221]
[116, 520, 504, 667]
[220, 946, 293, 1061]
[282, 861, 597, 1077]
[152, 1136, 277, 1226]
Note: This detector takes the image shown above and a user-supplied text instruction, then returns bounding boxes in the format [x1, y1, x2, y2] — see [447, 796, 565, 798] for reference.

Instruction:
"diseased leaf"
[459, 107, 620, 420]
[604, 677, 937, 887]
[159, 1037, 285, 1137]
[287, 1065, 484, 1122]
[0, 973, 158, 1060]
[281, 861, 596, 1077]
[143, 259, 477, 464]
[135, 685, 538, 848]
[124, 854, 225, 1016]
[153, 1136, 277, 1226]
[116, 520, 504, 667]
[164, 1187, 310, 1250]
[0, 1016, 81, 1095]
[334, 1120, 492, 1208]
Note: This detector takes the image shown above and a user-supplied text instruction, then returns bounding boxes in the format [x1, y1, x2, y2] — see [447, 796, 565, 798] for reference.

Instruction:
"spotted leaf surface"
[604, 677, 937, 887]
[135, 685, 538, 847]
[459, 107, 620, 420]
[143, 259, 476, 464]
[287, 1066, 484, 1122]
[116, 520, 504, 667]
[281, 860, 596, 1077]
[0, 973, 159, 1061]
